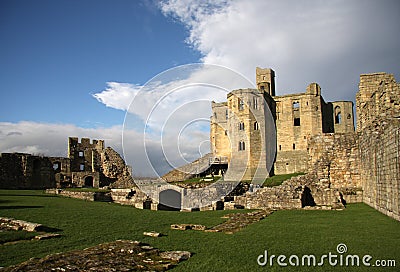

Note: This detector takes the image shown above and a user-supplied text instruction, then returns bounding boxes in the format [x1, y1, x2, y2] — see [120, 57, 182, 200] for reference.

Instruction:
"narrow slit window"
[239, 141, 246, 151]
[254, 122, 259, 130]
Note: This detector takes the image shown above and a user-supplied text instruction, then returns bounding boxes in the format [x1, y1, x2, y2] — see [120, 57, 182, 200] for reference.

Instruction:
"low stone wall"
[45, 189, 112, 202]
[110, 189, 150, 209]
[233, 174, 363, 210]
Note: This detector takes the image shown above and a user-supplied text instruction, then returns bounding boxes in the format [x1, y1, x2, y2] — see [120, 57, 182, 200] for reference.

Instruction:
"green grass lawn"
[0, 190, 399, 271]
[263, 172, 305, 187]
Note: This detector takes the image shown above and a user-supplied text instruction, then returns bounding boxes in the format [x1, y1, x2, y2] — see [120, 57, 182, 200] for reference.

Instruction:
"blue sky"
[1, 0, 399, 176]
[0, 0, 200, 127]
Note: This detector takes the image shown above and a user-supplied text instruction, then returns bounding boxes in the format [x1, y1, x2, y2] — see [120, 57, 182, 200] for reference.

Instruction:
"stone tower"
[222, 88, 276, 182]
[256, 67, 275, 96]
[68, 137, 104, 173]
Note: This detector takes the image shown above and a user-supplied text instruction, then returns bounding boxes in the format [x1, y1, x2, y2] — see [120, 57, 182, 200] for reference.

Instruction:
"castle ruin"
[0, 137, 134, 189]
[210, 67, 355, 179]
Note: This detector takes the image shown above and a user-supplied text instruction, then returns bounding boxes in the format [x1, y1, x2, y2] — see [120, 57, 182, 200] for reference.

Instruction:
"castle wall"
[223, 88, 275, 182]
[307, 133, 361, 189]
[356, 72, 400, 221]
[356, 72, 399, 131]
[331, 101, 355, 133]
[0, 153, 55, 189]
[210, 102, 231, 160]
[68, 137, 104, 173]
[360, 120, 400, 221]
[273, 83, 325, 174]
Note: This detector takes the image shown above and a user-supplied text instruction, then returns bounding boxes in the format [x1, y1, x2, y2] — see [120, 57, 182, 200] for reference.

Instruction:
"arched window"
[238, 141, 246, 151]
[254, 121, 259, 130]
[335, 106, 342, 124]
[253, 97, 258, 109]
[239, 122, 245, 131]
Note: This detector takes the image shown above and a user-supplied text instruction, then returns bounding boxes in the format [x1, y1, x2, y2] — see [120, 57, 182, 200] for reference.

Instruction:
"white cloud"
[93, 82, 140, 111]
[0, 121, 210, 177]
[89, 0, 400, 176]
[160, 0, 400, 101]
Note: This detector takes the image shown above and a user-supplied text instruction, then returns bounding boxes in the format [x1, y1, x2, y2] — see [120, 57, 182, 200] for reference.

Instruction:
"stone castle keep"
[210, 67, 354, 180]
[0, 68, 399, 221]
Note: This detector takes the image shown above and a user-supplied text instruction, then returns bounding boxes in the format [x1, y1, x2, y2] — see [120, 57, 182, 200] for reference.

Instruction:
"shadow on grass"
[0, 205, 44, 210]
[0, 193, 58, 198]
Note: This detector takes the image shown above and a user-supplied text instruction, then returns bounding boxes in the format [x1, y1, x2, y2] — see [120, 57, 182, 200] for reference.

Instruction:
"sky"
[1, 0, 400, 177]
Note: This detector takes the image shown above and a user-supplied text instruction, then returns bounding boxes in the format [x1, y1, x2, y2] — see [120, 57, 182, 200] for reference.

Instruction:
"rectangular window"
[294, 118, 301, 126]
[78, 151, 84, 157]
[239, 99, 244, 111]
[225, 109, 228, 120]
[79, 164, 85, 171]
[293, 143, 296, 150]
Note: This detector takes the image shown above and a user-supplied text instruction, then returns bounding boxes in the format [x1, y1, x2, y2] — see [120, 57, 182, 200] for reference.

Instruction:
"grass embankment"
[263, 172, 305, 187]
[0, 190, 399, 271]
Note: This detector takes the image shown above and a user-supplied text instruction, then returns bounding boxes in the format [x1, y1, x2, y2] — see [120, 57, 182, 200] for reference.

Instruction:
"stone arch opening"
[158, 189, 181, 211]
[84, 176, 94, 187]
[301, 186, 316, 208]
[335, 106, 342, 124]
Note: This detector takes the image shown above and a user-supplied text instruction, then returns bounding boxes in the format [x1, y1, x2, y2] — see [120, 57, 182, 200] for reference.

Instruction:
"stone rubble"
[1, 240, 190, 272]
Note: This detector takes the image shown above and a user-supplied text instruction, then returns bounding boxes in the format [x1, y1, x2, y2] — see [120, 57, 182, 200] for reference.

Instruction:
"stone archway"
[301, 186, 316, 207]
[84, 176, 94, 187]
[158, 189, 181, 211]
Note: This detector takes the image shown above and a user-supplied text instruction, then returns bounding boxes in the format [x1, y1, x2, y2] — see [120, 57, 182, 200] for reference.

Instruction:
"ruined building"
[210, 67, 355, 179]
[0, 137, 134, 189]
[231, 70, 399, 221]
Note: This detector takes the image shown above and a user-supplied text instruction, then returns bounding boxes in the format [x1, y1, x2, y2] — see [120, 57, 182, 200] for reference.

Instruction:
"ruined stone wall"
[359, 118, 400, 221]
[307, 133, 361, 189]
[100, 147, 135, 188]
[273, 82, 354, 175]
[0, 153, 55, 189]
[331, 101, 355, 133]
[68, 137, 104, 172]
[356, 72, 400, 131]
[355, 72, 400, 221]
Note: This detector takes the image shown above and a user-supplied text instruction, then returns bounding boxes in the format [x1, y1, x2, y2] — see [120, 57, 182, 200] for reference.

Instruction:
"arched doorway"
[301, 186, 316, 207]
[84, 176, 94, 187]
[158, 189, 181, 211]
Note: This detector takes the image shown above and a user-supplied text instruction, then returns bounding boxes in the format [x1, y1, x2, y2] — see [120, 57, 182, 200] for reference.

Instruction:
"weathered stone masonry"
[0, 137, 135, 189]
[357, 72, 400, 221]
[231, 71, 399, 221]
